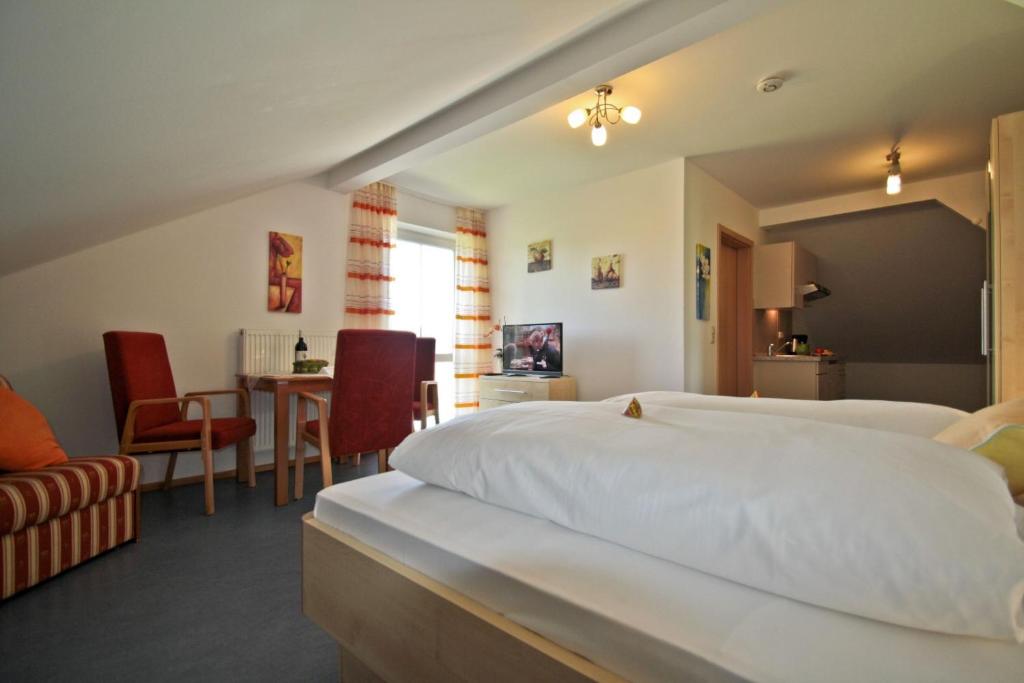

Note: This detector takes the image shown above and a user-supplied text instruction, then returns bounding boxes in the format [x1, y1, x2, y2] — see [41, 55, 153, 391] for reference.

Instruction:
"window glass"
[390, 239, 454, 355]
[390, 237, 455, 424]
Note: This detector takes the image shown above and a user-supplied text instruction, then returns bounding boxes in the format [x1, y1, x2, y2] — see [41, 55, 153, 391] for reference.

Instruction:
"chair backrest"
[102, 331, 180, 439]
[412, 337, 436, 401]
[328, 329, 416, 454]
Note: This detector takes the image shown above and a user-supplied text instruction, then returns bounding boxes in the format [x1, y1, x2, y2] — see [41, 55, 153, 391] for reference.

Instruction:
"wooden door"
[719, 243, 739, 395]
[717, 226, 754, 396]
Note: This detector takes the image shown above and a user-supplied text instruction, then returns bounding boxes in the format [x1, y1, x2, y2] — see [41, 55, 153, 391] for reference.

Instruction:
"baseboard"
[140, 455, 324, 493]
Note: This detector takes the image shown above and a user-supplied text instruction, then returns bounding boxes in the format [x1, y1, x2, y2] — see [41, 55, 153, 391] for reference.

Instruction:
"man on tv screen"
[508, 325, 561, 373]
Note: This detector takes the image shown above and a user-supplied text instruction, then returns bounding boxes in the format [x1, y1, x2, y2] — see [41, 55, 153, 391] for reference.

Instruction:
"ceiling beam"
[326, 0, 782, 194]
[759, 171, 988, 229]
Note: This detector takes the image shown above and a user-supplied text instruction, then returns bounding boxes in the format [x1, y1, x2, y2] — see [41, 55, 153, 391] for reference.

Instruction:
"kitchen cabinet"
[753, 358, 845, 400]
[753, 242, 816, 309]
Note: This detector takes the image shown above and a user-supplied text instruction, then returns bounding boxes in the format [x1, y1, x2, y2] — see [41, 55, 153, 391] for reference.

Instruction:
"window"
[390, 225, 455, 422]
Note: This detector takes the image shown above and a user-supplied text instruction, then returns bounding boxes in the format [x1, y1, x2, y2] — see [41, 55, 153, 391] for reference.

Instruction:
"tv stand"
[479, 374, 576, 410]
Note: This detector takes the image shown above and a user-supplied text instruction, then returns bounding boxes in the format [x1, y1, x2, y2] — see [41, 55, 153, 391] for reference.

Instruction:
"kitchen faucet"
[768, 339, 795, 357]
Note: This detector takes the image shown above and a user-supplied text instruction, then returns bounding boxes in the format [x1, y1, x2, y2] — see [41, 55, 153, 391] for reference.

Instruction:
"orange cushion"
[0, 388, 69, 472]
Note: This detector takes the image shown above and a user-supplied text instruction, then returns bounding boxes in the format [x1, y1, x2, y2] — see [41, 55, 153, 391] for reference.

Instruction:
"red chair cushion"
[411, 400, 436, 420]
[0, 456, 139, 535]
[412, 337, 436, 400]
[135, 417, 256, 450]
[102, 331, 180, 437]
[0, 388, 69, 472]
[304, 420, 321, 438]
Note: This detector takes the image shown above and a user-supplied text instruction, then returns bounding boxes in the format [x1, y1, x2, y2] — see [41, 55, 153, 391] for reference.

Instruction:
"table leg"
[274, 388, 290, 506]
[236, 376, 250, 483]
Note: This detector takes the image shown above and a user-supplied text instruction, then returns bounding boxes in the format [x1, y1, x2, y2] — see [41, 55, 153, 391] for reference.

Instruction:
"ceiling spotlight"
[567, 84, 641, 147]
[886, 146, 902, 195]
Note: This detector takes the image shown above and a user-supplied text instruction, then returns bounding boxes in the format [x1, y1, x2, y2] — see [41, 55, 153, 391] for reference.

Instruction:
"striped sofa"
[0, 455, 140, 600]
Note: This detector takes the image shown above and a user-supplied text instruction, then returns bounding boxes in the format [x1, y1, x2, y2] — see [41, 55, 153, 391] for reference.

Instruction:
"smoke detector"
[756, 75, 785, 93]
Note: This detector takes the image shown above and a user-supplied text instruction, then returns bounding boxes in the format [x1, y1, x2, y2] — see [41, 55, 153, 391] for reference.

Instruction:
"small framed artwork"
[268, 231, 303, 313]
[696, 243, 711, 321]
[528, 240, 552, 273]
[591, 254, 622, 289]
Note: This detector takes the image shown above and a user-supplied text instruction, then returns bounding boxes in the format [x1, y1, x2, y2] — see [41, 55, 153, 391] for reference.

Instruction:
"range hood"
[798, 282, 831, 302]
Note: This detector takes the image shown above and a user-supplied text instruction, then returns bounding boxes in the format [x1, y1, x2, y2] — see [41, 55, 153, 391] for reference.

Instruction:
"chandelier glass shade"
[886, 146, 902, 195]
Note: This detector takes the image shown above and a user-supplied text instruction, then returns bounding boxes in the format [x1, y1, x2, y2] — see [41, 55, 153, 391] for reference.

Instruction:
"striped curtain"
[454, 208, 491, 413]
[344, 182, 397, 329]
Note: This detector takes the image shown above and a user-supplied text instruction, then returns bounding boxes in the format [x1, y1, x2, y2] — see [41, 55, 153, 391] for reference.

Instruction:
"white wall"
[396, 189, 457, 232]
[487, 159, 687, 400]
[682, 161, 760, 394]
[0, 182, 353, 485]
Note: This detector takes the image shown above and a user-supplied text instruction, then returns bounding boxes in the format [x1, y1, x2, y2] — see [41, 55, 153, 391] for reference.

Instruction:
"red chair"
[102, 331, 256, 515]
[293, 330, 416, 499]
[412, 337, 439, 430]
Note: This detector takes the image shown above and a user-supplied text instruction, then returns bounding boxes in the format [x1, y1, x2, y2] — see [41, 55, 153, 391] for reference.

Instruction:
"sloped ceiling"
[391, 0, 1024, 209]
[0, 0, 637, 274]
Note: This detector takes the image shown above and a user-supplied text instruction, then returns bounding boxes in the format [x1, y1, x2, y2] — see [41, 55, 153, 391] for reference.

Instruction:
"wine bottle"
[295, 331, 308, 362]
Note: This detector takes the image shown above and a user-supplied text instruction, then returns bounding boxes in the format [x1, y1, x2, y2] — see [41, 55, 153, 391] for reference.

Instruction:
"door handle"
[494, 389, 527, 395]
[981, 281, 989, 356]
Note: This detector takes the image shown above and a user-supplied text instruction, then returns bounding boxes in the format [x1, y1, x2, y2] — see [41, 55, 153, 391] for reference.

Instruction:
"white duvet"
[390, 401, 1024, 642]
[603, 391, 967, 437]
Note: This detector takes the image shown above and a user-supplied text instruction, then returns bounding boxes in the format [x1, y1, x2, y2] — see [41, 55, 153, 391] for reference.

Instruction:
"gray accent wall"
[764, 201, 986, 411]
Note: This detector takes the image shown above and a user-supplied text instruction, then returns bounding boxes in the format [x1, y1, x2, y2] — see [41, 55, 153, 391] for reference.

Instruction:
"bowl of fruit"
[293, 359, 329, 374]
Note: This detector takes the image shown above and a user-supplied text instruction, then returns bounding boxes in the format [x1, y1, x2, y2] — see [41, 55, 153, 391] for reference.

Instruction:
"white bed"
[314, 471, 1024, 683]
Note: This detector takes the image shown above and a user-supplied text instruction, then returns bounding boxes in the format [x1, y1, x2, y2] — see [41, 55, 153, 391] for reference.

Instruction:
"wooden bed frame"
[301, 513, 626, 682]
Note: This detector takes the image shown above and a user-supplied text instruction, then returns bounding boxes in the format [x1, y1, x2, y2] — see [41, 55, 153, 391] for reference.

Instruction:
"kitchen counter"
[753, 356, 846, 400]
[753, 355, 842, 363]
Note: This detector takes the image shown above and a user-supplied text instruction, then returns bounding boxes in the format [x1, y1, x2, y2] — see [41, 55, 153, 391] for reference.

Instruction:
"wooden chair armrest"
[296, 391, 329, 413]
[184, 388, 251, 418]
[295, 391, 328, 444]
[419, 380, 438, 410]
[121, 396, 211, 452]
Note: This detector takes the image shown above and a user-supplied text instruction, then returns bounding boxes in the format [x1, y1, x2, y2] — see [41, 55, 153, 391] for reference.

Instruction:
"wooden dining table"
[238, 373, 333, 506]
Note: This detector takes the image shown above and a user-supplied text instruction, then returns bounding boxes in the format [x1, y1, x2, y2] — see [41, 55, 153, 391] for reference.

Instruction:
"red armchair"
[412, 337, 439, 430]
[293, 330, 416, 499]
[102, 331, 256, 515]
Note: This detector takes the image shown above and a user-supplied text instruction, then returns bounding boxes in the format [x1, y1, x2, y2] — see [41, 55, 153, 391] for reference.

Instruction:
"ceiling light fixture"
[567, 85, 641, 147]
[756, 75, 785, 93]
[886, 146, 902, 195]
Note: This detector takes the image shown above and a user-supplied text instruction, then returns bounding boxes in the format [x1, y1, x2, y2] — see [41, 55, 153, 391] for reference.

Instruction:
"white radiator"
[239, 329, 337, 453]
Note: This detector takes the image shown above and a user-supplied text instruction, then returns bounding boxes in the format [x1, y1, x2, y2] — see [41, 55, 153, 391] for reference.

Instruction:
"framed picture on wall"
[696, 243, 711, 320]
[268, 231, 303, 313]
[591, 254, 622, 289]
[528, 240, 552, 273]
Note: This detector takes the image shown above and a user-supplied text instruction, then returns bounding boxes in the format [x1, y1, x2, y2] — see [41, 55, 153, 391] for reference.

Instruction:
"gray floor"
[0, 458, 380, 682]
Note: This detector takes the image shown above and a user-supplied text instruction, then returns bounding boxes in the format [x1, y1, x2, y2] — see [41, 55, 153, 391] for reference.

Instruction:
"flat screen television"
[502, 323, 563, 377]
